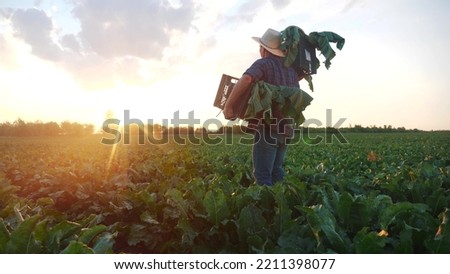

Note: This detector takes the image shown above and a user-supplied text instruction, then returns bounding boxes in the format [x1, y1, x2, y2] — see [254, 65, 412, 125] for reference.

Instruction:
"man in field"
[224, 28, 300, 186]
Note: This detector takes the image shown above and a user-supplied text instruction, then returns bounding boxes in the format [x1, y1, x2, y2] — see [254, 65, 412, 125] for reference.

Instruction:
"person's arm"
[223, 74, 253, 120]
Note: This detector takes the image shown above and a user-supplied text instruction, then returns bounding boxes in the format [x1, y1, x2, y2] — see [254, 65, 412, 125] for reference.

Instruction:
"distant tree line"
[0, 119, 429, 138]
[117, 124, 248, 136]
[204, 124, 421, 134]
[0, 119, 95, 137]
[333, 124, 419, 133]
[118, 123, 422, 137]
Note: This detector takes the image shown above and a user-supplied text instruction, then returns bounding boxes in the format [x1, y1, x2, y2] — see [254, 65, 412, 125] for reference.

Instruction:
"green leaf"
[176, 218, 198, 246]
[247, 234, 265, 253]
[92, 232, 115, 254]
[379, 202, 429, 230]
[36, 197, 55, 207]
[304, 75, 314, 92]
[426, 209, 450, 253]
[273, 184, 292, 234]
[258, 186, 276, 211]
[396, 228, 413, 253]
[127, 224, 147, 246]
[298, 205, 348, 253]
[276, 220, 315, 253]
[350, 195, 371, 230]
[311, 184, 339, 213]
[165, 188, 189, 219]
[421, 162, 434, 178]
[185, 178, 207, 203]
[137, 190, 157, 207]
[243, 185, 262, 201]
[426, 188, 447, 215]
[6, 215, 42, 253]
[203, 189, 230, 226]
[237, 205, 267, 249]
[140, 211, 160, 225]
[337, 192, 353, 225]
[45, 220, 82, 253]
[0, 219, 11, 253]
[33, 219, 49, 244]
[78, 225, 108, 245]
[373, 194, 393, 214]
[354, 228, 386, 253]
[61, 241, 94, 254]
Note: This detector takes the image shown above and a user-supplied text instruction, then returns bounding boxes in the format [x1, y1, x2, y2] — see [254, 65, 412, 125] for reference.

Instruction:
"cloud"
[0, 34, 18, 69]
[10, 8, 62, 61]
[0, 7, 13, 19]
[269, 0, 292, 10]
[70, 0, 196, 59]
[60, 34, 81, 52]
[224, 0, 267, 24]
[341, 0, 364, 13]
[2, 0, 200, 90]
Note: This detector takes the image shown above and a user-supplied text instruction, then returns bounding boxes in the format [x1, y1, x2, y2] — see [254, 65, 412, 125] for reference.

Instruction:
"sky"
[0, 0, 449, 131]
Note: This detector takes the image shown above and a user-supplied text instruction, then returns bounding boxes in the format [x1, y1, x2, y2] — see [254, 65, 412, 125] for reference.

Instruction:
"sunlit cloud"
[1, 0, 200, 90]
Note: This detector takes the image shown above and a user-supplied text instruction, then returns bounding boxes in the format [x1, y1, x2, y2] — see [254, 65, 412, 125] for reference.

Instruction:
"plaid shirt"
[244, 54, 299, 88]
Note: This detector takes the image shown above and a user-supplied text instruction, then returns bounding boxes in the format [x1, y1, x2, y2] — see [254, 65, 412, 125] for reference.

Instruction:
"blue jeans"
[252, 125, 289, 186]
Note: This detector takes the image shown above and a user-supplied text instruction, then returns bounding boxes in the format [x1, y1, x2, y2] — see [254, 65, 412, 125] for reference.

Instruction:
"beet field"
[0, 132, 449, 254]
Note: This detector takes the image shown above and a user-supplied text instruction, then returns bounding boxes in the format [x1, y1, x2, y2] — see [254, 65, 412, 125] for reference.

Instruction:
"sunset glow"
[1, 0, 449, 130]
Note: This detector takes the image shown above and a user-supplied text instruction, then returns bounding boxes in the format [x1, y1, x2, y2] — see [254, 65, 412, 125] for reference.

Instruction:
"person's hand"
[284, 124, 294, 138]
[223, 105, 237, 120]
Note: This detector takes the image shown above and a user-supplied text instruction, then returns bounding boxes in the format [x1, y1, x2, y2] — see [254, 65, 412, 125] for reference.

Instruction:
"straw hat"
[252, 28, 285, 57]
